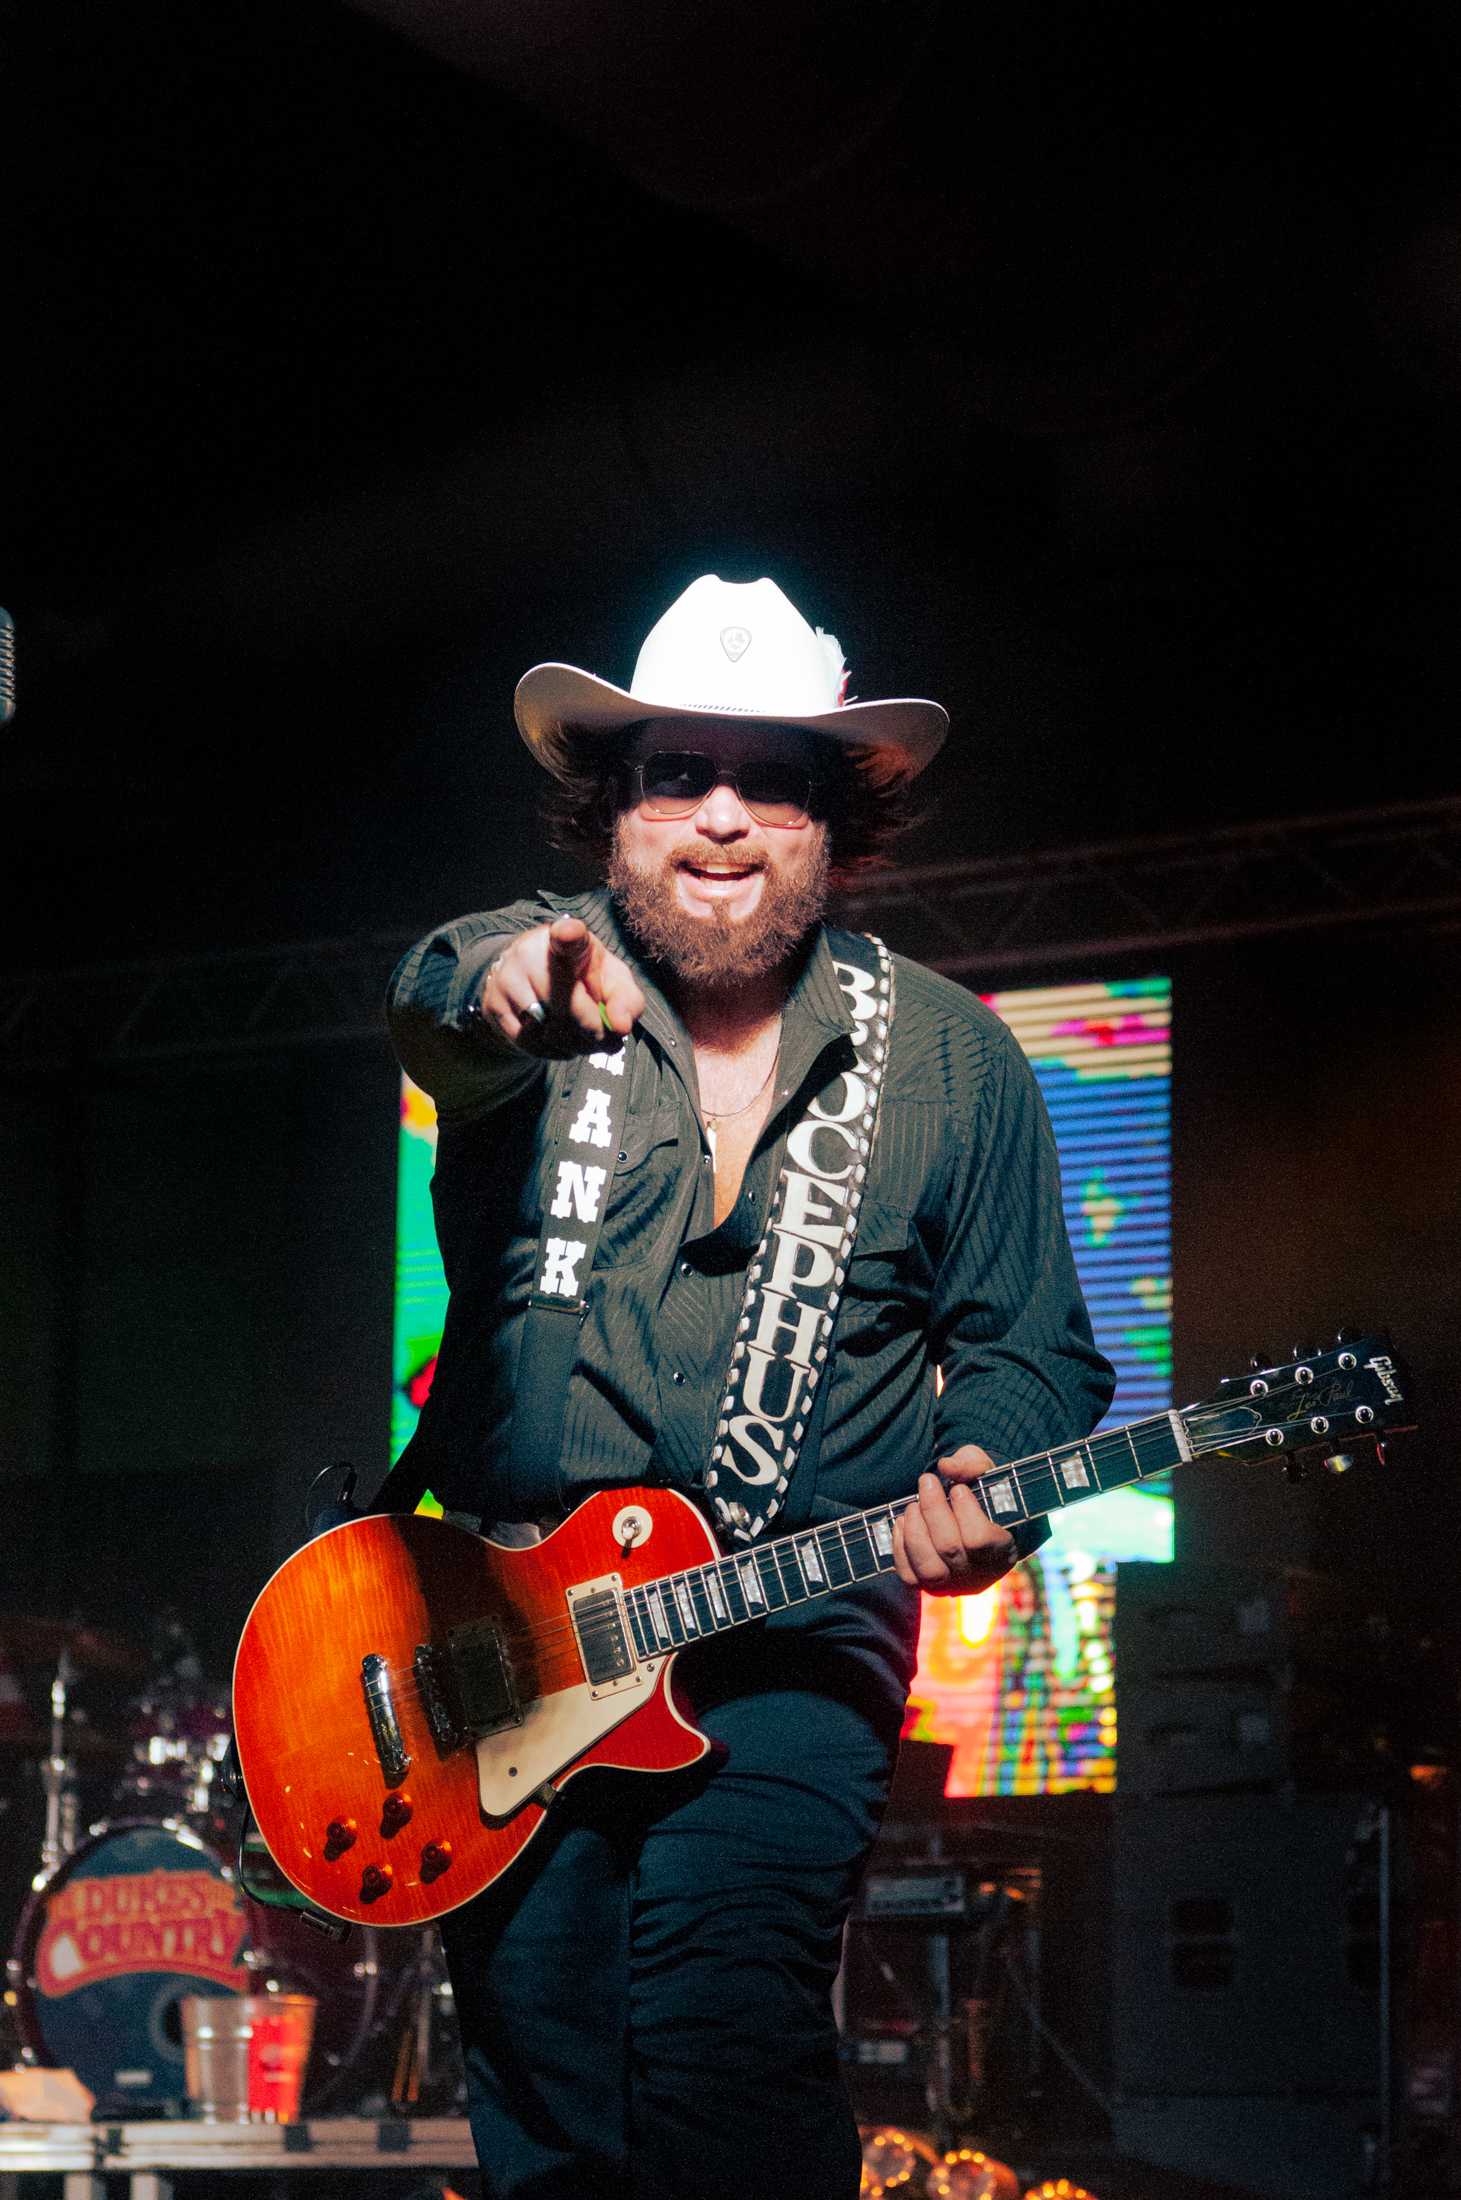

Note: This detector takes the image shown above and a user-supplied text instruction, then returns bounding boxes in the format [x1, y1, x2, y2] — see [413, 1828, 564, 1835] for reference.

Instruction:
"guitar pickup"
[445, 1619, 524, 1739]
[567, 1574, 639, 1698]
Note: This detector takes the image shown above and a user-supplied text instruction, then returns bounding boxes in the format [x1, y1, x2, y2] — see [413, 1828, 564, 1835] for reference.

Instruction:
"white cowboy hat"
[514, 575, 948, 782]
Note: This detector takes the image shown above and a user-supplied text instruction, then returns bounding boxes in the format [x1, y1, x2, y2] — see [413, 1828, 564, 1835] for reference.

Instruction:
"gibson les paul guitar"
[232, 1334, 1411, 1928]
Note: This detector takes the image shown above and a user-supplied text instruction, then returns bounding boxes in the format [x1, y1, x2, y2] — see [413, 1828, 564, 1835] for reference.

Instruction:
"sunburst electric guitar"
[232, 1334, 1412, 1928]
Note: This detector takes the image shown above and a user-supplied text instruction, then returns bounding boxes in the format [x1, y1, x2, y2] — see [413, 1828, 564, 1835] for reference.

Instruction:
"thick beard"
[607, 824, 831, 988]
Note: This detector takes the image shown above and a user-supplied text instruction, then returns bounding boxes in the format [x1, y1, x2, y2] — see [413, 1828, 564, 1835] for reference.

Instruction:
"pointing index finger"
[546, 918, 592, 1012]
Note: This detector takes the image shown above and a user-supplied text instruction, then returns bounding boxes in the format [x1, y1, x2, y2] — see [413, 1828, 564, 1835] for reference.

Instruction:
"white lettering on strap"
[569, 1087, 614, 1148]
[785, 1116, 858, 1181]
[707, 935, 893, 1544]
[749, 1289, 823, 1368]
[765, 1227, 837, 1298]
[806, 1069, 867, 1127]
[741, 1352, 809, 1425]
[836, 960, 879, 1046]
[778, 1171, 849, 1243]
[550, 1161, 608, 1223]
[725, 1416, 784, 1484]
[540, 1236, 587, 1299]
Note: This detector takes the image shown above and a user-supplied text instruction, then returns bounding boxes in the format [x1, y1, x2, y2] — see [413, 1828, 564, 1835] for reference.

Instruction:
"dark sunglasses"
[631, 750, 817, 827]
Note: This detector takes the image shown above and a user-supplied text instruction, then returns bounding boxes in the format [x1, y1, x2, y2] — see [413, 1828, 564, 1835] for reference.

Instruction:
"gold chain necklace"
[702, 1021, 782, 1158]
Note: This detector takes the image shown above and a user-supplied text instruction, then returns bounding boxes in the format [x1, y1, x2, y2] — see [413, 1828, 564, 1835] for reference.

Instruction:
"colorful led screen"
[392, 974, 1172, 1797]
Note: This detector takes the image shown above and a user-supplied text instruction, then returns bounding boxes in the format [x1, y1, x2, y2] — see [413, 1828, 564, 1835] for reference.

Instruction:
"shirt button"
[679, 1260, 693, 1276]
[670, 1370, 685, 1385]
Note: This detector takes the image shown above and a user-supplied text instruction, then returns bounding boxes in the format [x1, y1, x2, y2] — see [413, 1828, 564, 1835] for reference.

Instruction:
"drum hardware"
[386, 1933, 465, 2115]
[7, 1817, 387, 2117]
[0, 1617, 141, 1877]
[845, 1863, 1038, 2150]
[39, 1647, 81, 1875]
[0, 1617, 147, 1680]
[1, 1612, 462, 2121]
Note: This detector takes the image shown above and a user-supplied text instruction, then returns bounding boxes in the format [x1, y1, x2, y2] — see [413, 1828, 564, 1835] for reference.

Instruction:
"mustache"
[667, 846, 768, 873]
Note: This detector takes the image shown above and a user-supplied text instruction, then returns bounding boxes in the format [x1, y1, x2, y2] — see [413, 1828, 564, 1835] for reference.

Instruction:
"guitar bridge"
[413, 1644, 465, 1754]
[361, 1654, 410, 1785]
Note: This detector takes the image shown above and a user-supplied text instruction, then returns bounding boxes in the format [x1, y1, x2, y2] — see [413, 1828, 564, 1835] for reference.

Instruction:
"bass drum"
[7, 1818, 384, 2115]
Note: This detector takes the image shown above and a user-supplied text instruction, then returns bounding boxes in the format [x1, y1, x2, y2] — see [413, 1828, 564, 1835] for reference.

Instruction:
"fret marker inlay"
[1059, 1455, 1092, 1490]
[986, 1479, 1019, 1515]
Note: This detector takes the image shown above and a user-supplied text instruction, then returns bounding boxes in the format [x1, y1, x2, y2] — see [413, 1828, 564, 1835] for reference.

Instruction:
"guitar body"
[232, 1490, 720, 1928]
[233, 1337, 1412, 1931]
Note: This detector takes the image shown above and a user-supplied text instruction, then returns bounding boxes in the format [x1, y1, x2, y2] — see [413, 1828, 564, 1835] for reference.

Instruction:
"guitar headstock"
[1181, 1333, 1414, 1481]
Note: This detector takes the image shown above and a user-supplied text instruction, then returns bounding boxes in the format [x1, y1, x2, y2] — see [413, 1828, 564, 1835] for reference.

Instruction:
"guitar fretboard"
[622, 1410, 1185, 1659]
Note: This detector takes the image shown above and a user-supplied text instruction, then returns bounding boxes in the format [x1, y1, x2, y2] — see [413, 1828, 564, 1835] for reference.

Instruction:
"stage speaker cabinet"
[1111, 2093, 1381, 2200]
[1114, 1559, 1395, 1795]
[1111, 1792, 1384, 2103]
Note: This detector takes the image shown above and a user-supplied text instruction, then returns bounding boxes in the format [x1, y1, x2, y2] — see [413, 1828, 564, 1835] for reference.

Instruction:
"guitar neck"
[620, 1409, 1189, 1658]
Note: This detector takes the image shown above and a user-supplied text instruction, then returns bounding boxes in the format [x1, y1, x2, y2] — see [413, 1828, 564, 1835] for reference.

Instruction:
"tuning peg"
[1249, 1352, 1272, 1371]
[1373, 1440, 1387, 1468]
[1292, 1345, 1317, 1362]
[1323, 1453, 1355, 1476]
[1334, 1327, 1358, 1345]
[1283, 1457, 1309, 1485]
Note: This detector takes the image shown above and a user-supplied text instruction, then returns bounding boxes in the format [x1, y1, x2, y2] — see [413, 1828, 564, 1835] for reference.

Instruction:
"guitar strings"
[351, 1494, 947, 1717]
[358, 1389, 1322, 1717]
[339, 1382, 1338, 1722]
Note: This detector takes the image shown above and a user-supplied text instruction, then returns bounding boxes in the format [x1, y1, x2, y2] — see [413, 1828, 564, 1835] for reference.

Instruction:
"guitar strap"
[503, 928, 893, 1544]
[369, 1037, 632, 1525]
[382, 930, 894, 1540]
[498, 1035, 636, 1521]
[705, 930, 893, 1544]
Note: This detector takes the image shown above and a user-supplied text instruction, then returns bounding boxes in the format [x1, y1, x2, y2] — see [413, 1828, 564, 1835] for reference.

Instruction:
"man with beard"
[383, 575, 1113, 2200]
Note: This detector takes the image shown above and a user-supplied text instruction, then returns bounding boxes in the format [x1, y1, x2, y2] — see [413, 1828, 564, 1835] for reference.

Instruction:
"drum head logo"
[35, 1868, 248, 1999]
[720, 625, 752, 662]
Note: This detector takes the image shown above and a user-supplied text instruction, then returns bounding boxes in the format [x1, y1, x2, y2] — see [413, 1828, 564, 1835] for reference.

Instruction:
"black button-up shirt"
[386, 888, 1114, 1698]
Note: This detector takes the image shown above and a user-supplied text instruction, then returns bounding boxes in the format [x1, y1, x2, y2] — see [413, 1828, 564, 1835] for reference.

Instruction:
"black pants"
[440, 1640, 902, 2200]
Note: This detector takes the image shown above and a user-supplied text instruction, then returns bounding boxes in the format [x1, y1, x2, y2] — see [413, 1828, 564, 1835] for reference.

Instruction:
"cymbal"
[0, 1723, 125, 1760]
[0, 1616, 145, 1677]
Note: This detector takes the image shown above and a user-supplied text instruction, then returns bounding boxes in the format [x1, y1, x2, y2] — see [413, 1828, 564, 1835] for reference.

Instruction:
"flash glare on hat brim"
[514, 663, 949, 785]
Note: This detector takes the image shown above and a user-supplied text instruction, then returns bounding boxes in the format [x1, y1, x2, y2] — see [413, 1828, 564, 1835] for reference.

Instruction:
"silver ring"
[521, 1000, 547, 1026]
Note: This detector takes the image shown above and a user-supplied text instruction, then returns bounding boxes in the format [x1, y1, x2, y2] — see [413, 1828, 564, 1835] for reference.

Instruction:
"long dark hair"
[539, 725, 919, 883]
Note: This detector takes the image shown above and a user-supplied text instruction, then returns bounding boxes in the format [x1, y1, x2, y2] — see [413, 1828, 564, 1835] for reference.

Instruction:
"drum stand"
[38, 1649, 80, 1876]
[387, 1936, 463, 2115]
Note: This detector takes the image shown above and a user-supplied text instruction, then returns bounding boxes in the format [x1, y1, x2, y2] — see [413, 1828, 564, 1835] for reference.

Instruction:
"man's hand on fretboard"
[891, 1446, 1021, 1596]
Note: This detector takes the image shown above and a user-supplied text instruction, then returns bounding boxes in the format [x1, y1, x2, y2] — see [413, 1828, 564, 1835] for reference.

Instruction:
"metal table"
[0, 2117, 476, 2198]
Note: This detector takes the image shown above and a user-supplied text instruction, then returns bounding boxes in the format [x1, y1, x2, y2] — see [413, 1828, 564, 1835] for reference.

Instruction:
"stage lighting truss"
[5, 798, 1459, 1068]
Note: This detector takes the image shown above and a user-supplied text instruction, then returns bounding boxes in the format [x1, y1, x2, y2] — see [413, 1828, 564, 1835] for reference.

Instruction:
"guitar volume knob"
[420, 1841, 453, 1883]
[380, 1792, 414, 1835]
[360, 1863, 394, 1902]
[324, 1818, 357, 1859]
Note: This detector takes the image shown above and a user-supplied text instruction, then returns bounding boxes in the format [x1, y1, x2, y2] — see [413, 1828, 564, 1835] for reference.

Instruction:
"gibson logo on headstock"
[1365, 1354, 1403, 1405]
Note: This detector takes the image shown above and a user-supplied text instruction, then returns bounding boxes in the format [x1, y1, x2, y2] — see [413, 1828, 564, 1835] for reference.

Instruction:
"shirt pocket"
[838, 1196, 930, 1348]
[601, 1099, 685, 1253]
